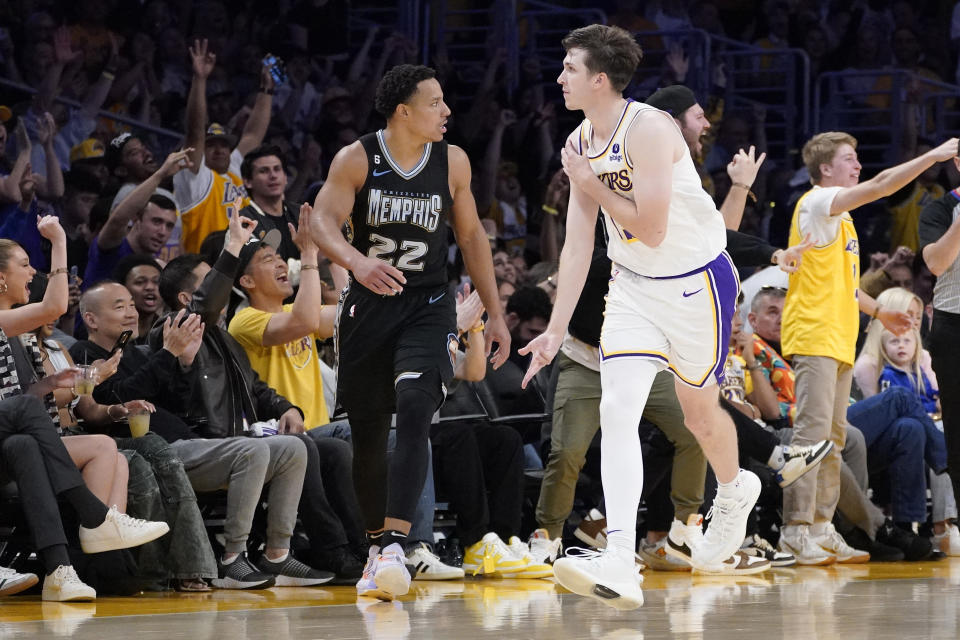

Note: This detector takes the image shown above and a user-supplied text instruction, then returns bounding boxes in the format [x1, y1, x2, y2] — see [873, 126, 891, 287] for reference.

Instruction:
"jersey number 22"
[367, 233, 427, 271]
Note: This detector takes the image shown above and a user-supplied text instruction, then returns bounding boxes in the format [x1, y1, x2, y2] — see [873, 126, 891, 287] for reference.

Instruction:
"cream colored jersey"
[579, 100, 726, 277]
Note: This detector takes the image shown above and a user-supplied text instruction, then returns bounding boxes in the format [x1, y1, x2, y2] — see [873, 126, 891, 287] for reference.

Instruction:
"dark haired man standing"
[310, 64, 509, 600]
[521, 25, 758, 609]
[239, 145, 299, 261]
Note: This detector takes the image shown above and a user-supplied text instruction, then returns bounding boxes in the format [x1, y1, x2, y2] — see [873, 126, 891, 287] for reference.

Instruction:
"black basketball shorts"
[334, 282, 457, 417]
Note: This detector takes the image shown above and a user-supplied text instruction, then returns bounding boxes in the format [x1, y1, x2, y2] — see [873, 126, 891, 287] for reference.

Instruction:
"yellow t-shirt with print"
[228, 304, 329, 429]
[781, 186, 861, 365]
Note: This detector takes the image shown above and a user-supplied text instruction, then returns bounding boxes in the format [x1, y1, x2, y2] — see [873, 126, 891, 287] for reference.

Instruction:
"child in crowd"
[854, 287, 937, 400]
[859, 288, 958, 555]
[876, 328, 940, 414]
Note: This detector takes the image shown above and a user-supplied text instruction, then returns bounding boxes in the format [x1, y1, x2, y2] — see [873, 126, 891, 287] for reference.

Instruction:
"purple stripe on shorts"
[708, 252, 740, 386]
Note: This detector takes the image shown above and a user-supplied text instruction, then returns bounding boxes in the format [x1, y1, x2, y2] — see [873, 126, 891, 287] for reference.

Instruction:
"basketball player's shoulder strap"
[358, 132, 379, 159]
[435, 138, 449, 163]
[575, 122, 587, 155]
[624, 103, 684, 168]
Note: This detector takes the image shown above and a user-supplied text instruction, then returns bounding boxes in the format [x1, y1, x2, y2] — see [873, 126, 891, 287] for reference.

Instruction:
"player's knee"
[395, 368, 445, 409]
[681, 403, 720, 439]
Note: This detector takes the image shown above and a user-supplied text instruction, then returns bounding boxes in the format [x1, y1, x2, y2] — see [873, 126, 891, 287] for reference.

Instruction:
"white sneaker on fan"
[79, 506, 169, 554]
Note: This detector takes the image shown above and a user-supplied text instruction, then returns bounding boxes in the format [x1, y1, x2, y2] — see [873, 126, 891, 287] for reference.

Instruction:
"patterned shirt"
[747, 334, 797, 424]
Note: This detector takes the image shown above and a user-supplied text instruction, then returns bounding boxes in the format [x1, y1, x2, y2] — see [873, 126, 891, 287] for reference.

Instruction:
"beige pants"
[783, 355, 852, 525]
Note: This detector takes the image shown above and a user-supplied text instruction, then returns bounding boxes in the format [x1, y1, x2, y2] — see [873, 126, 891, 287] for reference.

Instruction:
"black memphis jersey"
[349, 130, 454, 289]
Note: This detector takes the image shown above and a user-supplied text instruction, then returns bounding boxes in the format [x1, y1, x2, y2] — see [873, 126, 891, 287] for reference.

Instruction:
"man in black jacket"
[73, 221, 329, 590]
[155, 214, 365, 582]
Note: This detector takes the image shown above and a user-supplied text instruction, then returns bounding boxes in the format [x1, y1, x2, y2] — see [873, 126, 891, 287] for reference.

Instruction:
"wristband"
[541, 204, 559, 216]
[48, 267, 69, 277]
[469, 322, 485, 334]
[107, 404, 122, 420]
[872, 305, 881, 320]
[731, 182, 758, 203]
[301, 264, 319, 271]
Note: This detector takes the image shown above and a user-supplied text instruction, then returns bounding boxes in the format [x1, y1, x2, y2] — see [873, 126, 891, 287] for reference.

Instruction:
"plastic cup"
[72, 366, 97, 396]
[128, 408, 151, 438]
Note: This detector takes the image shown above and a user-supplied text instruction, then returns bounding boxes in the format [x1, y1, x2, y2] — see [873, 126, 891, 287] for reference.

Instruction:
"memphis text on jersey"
[366, 187, 442, 232]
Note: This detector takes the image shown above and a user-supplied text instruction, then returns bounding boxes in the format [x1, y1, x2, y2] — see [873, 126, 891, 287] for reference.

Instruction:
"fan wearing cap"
[645, 85, 812, 271]
[106, 132, 161, 200]
[228, 205, 334, 430]
[85, 147, 194, 286]
[174, 39, 274, 255]
[69, 138, 110, 187]
[227, 207, 370, 581]
[645, 84, 764, 231]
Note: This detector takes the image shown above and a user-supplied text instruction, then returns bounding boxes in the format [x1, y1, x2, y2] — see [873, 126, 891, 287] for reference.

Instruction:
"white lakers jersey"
[579, 100, 726, 277]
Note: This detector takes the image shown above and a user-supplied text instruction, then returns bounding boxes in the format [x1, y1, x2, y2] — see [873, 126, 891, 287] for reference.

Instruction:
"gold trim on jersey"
[585, 101, 633, 159]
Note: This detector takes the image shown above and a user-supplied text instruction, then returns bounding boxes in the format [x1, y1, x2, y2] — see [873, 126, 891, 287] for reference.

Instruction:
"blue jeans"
[847, 387, 948, 522]
[313, 420, 436, 546]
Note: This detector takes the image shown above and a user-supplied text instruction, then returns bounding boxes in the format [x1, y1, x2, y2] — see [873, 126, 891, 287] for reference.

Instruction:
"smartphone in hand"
[262, 54, 288, 86]
[111, 329, 133, 355]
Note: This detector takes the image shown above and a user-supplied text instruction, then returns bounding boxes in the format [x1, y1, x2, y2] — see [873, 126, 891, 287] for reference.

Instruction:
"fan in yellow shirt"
[175, 39, 273, 254]
[227, 206, 335, 429]
[777, 131, 954, 564]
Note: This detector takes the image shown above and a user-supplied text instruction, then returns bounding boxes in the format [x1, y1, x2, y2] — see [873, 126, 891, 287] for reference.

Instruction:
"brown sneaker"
[574, 508, 608, 549]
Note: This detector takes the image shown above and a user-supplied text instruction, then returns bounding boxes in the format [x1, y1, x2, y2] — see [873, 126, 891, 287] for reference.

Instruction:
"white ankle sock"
[606, 530, 636, 559]
[716, 472, 742, 499]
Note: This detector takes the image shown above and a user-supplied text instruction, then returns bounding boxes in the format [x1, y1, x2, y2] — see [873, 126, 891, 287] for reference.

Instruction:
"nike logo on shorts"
[682, 288, 703, 297]
[373, 168, 392, 177]
[428, 292, 446, 304]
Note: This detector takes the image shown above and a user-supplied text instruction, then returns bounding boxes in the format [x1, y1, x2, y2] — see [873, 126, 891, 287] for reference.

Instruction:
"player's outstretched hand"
[518, 330, 561, 389]
[776, 233, 814, 273]
[353, 256, 406, 296]
[484, 314, 511, 370]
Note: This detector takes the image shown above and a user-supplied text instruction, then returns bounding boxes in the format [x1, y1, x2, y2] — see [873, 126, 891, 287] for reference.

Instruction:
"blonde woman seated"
[0, 216, 167, 600]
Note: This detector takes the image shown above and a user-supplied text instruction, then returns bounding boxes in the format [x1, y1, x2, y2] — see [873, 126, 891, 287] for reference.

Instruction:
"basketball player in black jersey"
[311, 64, 509, 600]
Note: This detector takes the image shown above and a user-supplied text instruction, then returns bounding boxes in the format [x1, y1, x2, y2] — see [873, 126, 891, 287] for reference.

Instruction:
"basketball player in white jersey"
[521, 24, 760, 609]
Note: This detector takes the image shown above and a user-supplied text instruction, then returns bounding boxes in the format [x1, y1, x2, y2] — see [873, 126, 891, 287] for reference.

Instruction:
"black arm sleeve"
[726, 229, 778, 269]
[190, 250, 240, 328]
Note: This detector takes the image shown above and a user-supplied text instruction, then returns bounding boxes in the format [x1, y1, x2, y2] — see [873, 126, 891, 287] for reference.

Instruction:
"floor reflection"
[0, 560, 958, 640]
